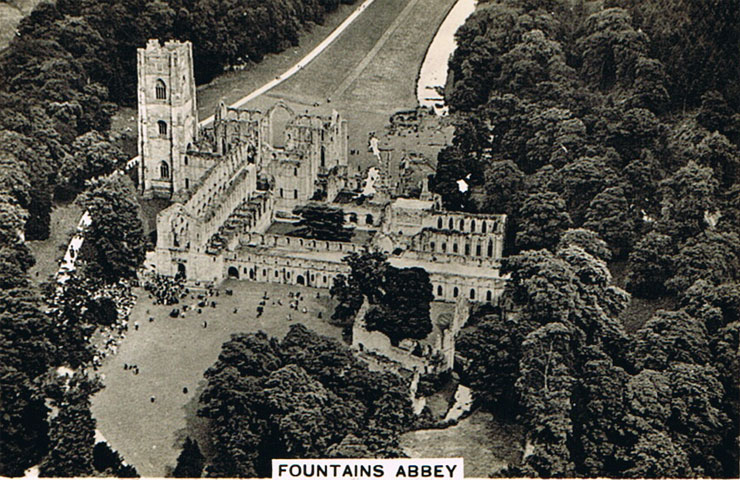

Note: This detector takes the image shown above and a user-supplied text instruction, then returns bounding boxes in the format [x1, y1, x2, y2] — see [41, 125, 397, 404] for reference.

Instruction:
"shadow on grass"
[168, 379, 213, 476]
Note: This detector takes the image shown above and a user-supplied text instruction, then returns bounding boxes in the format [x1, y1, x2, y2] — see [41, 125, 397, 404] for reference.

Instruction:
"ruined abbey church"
[140, 39, 507, 310]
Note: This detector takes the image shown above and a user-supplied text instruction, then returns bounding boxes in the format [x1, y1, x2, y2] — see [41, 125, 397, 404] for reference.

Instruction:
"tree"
[516, 191, 572, 251]
[343, 250, 389, 305]
[576, 8, 648, 90]
[198, 326, 411, 477]
[697, 90, 735, 135]
[328, 274, 362, 325]
[481, 159, 524, 215]
[456, 314, 523, 412]
[626, 231, 675, 298]
[55, 131, 127, 201]
[558, 228, 612, 263]
[291, 203, 352, 242]
[524, 107, 587, 171]
[364, 267, 433, 345]
[631, 310, 711, 371]
[693, 132, 740, 189]
[548, 156, 617, 225]
[584, 186, 637, 258]
[667, 231, 740, 294]
[77, 176, 146, 282]
[659, 160, 718, 242]
[173, 437, 205, 477]
[92, 442, 138, 477]
[573, 357, 631, 477]
[0, 368, 50, 477]
[39, 373, 102, 477]
[516, 323, 576, 477]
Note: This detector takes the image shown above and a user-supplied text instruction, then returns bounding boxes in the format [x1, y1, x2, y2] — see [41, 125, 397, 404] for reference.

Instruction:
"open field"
[400, 410, 525, 477]
[26, 202, 82, 285]
[91, 280, 341, 477]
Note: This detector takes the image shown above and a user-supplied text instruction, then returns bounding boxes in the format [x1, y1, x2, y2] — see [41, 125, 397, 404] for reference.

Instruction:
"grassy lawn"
[91, 280, 341, 477]
[26, 202, 82, 285]
[400, 409, 524, 477]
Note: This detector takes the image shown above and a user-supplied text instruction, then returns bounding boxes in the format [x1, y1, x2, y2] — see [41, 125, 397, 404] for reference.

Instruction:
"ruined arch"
[228, 266, 239, 279]
[268, 102, 294, 148]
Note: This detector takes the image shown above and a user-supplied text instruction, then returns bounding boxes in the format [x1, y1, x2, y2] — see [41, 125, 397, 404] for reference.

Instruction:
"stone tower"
[137, 39, 198, 199]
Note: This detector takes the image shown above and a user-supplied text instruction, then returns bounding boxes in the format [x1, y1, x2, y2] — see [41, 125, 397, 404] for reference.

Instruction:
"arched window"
[293, 189, 298, 199]
[448, 218, 454, 229]
[366, 214, 373, 225]
[280, 188, 284, 197]
[160, 161, 169, 179]
[158, 120, 167, 136]
[486, 290, 492, 302]
[471, 219, 476, 232]
[453, 287, 459, 298]
[437, 285, 443, 296]
[430, 241, 435, 252]
[465, 243, 470, 256]
[482, 221, 487, 233]
[476, 244, 481, 256]
[442, 242, 447, 253]
[155, 79, 167, 99]
[184, 156, 189, 166]
[437, 218, 443, 229]
[320, 146, 326, 167]
[488, 240, 494, 257]
[294, 167, 298, 176]
[470, 288, 476, 299]
[185, 178, 190, 189]
[459, 219, 464, 230]
[453, 243, 458, 253]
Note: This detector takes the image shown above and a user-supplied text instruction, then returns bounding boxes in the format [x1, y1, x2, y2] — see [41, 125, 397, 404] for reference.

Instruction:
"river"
[416, 0, 477, 115]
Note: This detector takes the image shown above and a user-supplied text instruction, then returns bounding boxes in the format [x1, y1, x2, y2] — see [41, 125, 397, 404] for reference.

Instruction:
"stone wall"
[237, 232, 363, 254]
[351, 300, 454, 374]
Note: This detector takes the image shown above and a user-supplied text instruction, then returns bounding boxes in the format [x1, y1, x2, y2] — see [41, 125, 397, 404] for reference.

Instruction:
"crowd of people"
[89, 280, 137, 370]
[142, 273, 186, 305]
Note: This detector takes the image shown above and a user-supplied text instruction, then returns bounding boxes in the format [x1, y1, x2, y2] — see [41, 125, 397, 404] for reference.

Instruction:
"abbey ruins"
[139, 39, 507, 313]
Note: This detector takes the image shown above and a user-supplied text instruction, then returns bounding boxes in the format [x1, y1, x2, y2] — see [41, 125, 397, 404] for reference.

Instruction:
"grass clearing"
[400, 409, 524, 477]
[91, 280, 341, 477]
[26, 202, 82, 285]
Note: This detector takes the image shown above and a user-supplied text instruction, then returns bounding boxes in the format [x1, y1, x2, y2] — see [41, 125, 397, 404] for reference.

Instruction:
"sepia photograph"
[0, 0, 738, 478]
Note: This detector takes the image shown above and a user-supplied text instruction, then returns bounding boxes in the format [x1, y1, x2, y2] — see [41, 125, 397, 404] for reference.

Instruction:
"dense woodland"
[438, 0, 740, 477]
[0, 0, 738, 477]
[192, 325, 414, 477]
